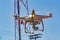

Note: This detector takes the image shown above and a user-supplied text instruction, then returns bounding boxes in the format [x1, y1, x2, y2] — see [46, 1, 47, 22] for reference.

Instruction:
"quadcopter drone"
[13, 10, 52, 34]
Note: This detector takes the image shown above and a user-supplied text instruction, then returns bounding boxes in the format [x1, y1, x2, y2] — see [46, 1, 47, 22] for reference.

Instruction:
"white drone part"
[25, 15, 32, 19]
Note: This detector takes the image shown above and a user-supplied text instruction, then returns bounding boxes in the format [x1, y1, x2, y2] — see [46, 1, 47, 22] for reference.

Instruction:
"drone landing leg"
[41, 20, 44, 32]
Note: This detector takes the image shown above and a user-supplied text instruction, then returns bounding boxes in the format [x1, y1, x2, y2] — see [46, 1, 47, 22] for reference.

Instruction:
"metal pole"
[26, 0, 29, 15]
[17, 0, 21, 40]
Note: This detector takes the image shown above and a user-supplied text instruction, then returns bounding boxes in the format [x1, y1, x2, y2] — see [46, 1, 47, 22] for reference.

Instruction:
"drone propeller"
[32, 9, 52, 15]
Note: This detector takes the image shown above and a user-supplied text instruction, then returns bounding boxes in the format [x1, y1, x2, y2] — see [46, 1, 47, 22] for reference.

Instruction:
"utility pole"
[17, 0, 21, 40]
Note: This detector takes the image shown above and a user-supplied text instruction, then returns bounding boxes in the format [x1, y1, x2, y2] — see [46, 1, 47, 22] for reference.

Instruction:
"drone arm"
[43, 13, 52, 19]
[43, 16, 51, 19]
[13, 15, 25, 20]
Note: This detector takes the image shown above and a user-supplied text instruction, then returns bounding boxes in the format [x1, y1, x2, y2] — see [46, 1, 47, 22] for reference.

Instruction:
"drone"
[13, 10, 52, 34]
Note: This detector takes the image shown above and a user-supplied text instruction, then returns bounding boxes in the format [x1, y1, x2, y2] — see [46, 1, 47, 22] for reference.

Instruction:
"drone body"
[14, 10, 52, 34]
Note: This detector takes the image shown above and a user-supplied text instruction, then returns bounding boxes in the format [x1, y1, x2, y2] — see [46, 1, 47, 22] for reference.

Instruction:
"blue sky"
[0, 0, 60, 40]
